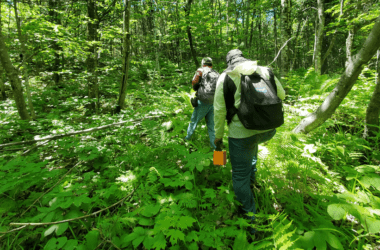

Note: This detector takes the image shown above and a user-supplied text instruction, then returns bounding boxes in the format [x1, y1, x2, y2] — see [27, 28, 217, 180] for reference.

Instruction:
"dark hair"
[203, 62, 212, 66]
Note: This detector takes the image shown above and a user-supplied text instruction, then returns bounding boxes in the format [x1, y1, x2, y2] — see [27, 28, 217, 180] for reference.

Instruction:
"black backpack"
[223, 68, 284, 130]
[198, 69, 220, 104]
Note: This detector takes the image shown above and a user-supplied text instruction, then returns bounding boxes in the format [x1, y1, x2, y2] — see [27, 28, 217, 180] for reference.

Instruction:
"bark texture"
[14, 0, 36, 119]
[280, 0, 291, 74]
[184, 0, 199, 70]
[363, 50, 380, 139]
[86, 0, 99, 113]
[315, 0, 324, 75]
[0, 6, 6, 100]
[0, 34, 30, 120]
[49, 0, 62, 85]
[293, 15, 380, 134]
[117, 0, 131, 110]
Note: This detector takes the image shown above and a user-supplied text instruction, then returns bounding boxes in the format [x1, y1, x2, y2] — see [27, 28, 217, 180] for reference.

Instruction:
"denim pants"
[185, 99, 216, 149]
[228, 129, 276, 215]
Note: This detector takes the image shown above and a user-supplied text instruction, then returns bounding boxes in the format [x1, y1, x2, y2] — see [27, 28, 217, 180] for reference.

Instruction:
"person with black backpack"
[213, 49, 285, 234]
[185, 57, 220, 149]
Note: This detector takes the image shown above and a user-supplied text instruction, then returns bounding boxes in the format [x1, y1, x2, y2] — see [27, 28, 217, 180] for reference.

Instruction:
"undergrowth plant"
[0, 67, 379, 249]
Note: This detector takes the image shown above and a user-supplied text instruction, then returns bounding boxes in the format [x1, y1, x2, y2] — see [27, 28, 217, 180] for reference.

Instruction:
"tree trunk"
[0, 34, 30, 120]
[245, 0, 250, 49]
[293, 15, 380, 134]
[273, 6, 279, 69]
[184, 0, 199, 70]
[0, 66, 5, 100]
[314, 0, 324, 75]
[14, 0, 36, 120]
[86, 0, 99, 113]
[363, 50, 380, 140]
[345, 28, 355, 68]
[280, 0, 290, 73]
[321, 29, 337, 67]
[290, 19, 301, 71]
[117, 0, 131, 111]
[49, 0, 62, 85]
[0, 7, 6, 101]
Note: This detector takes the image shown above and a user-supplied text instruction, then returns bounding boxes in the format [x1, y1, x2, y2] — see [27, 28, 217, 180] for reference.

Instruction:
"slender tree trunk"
[14, 0, 36, 119]
[290, 20, 301, 71]
[0, 7, 6, 101]
[281, 0, 290, 74]
[86, 0, 99, 113]
[257, 10, 261, 61]
[245, 0, 250, 49]
[293, 15, 380, 134]
[363, 50, 380, 140]
[345, 28, 355, 68]
[292, 17, 308, 70]
[274, 7, 278, 68]
[184, 0, 199, 70]
[0, 34, 30, 120]
[117, 0, 131, 110]
[321, 30, 337, 67]
[226, 0, 229, 43]
[0, 66, 5, 100]
[49, 0, 61, 85]
[315, 0, 324, 75]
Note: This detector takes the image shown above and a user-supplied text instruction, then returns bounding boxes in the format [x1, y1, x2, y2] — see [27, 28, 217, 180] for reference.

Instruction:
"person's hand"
[214, 138, 222, 145]
[214, 138, 223, 150]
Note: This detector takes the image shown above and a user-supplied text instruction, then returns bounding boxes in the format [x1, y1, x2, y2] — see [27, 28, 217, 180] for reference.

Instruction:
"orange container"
[213, 150, 226, 165]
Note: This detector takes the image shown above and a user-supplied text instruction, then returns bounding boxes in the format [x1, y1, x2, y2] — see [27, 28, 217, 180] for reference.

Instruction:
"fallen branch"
[2, 184, 139, 234]
[267, 37, 295, 67]
[18, 160, 81, 218]
[21, 139, 51, 156]
[0, 112, 177, 148]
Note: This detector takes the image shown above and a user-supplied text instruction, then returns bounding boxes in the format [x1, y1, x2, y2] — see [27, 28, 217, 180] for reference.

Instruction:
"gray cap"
[202, 57, 212, 65]
[226, 49, 243, 64]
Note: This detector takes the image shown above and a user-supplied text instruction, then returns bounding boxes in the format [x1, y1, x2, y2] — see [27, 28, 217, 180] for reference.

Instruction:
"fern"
[273, 215, 299, 250]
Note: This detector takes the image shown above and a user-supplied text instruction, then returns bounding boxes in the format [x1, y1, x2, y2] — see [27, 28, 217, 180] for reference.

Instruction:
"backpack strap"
[223, 74, 238, 125]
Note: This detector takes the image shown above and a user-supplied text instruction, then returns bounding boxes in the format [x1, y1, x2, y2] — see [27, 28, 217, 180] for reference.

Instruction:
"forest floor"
[0, 67, 379, 250]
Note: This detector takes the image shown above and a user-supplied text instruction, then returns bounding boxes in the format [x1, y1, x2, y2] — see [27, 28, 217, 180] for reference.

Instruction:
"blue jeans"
[185, 99, 216, 149]
[228, 129, 276, 215]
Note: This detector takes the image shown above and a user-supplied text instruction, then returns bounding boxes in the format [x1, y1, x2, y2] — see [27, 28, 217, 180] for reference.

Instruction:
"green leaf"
[166, 229, 185, 245]
[153, 232, 166, 250]
[187, 242, 198, 250]
[85, 230, 100, 250]
[298, 231, 315, 249]
[203, 188, 216, 200]
[143, 235, 155, 249]
[132, 235, 145, 248]
[140, 203, 161, 217]
[327, 204, 346, 220]
[56, 222, 69, 236]
[196, 163, 204, 172]
[185, 230, 198, 242]
[44, 238, 58, 250]
[44, 225, 59, 237]
[314, 231, 327, 250]
[253, 241, 272, 249]
[325, 233, 344, 250]
[139, 217, 154, 226]
[366, 217, 380, 234]
[233, 230, 249, 250]
[63, 239, 78, 250]
[336, 146, 345, 157]
[57, 237, 68, 249]
[177, 216, 196, 230]
[185, 181, 193, 190]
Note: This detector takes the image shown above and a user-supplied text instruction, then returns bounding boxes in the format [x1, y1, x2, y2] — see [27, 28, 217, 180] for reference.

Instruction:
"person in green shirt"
[213, 49, 285, 234]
